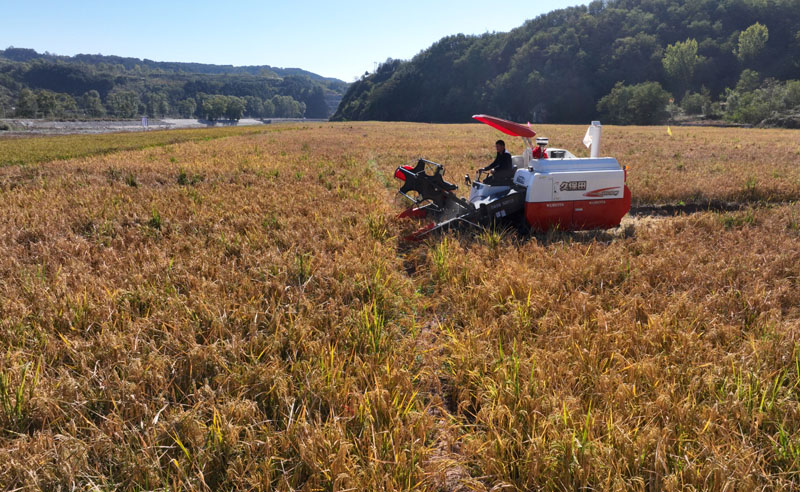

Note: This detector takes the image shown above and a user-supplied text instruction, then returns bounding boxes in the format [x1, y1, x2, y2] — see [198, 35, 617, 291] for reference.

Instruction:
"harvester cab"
[395, 114, 631, 241]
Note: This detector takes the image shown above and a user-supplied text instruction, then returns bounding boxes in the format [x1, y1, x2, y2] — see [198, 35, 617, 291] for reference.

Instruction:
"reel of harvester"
[394, 159, 485, 240]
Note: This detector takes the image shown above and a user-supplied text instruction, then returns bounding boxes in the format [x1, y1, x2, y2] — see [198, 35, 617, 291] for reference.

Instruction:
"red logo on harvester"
[584, 187, 621, 197]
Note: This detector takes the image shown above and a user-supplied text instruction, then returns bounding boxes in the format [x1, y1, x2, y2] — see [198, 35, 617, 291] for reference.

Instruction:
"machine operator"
[480, 139, 513, 186]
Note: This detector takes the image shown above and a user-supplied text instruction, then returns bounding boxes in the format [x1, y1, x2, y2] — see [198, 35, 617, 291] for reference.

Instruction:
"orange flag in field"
[667, 126, 673, 136]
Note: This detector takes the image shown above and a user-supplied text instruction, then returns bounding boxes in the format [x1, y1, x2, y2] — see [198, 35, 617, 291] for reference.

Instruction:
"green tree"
[106, 90, 139, 118]
[243, 96, 264, 117]
[224, 96, 245, 120]
[197, 93, 228, 120]
[15, 88, 38, 117]
[662, 38, 701, 96]
[143, 91, 169, 117]
[785, 80, 800, 109]
[35, 90, 58, 117]
[0, 86, 13, 118]
[736, 23, 769, 62]
[681, 88, 711, 115]
[261, 98, 275, 117]
[724, 74, 800, 125]
[176, 98, 197, 118]
[736, 69, 761, 92]
[81, 90, 106, 117]
[208, 95, 228, 120]
[271, 95, 305, 118]
[597, 81, 671, 125]
[725, 87, 770, 125]
[56, 93, 78, 116]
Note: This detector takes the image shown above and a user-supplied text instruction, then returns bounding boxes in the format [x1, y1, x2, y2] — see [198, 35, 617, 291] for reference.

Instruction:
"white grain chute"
[583, 121, 602, 158]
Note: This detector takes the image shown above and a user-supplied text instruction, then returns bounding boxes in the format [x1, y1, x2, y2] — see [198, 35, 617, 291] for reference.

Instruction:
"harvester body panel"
[468, 182, 513, 205]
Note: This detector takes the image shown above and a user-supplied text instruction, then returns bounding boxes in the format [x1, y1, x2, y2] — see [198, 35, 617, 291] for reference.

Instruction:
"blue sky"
[2, 0, 589, 81]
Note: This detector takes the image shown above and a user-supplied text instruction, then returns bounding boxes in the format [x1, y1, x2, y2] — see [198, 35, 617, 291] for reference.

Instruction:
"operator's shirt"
[485, 150, 513, 178]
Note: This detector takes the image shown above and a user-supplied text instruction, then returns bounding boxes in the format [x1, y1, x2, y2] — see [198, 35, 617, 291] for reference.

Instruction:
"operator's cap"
[536, 137, 549, 146]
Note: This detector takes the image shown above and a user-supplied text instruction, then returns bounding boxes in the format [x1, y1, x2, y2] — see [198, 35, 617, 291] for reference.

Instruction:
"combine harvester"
[394, 114, 631, 240]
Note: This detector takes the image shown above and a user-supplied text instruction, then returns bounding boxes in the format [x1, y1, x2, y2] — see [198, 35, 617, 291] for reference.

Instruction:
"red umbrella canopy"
[472, 114, 536, 138]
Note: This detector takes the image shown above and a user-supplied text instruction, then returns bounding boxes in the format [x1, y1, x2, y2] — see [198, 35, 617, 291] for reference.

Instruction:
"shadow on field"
[528, 226, 635, 246]
[628, 200, 753, 217]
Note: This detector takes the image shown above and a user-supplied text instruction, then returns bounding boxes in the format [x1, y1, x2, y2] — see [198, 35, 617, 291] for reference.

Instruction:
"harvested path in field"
[412, 319, 482, 492]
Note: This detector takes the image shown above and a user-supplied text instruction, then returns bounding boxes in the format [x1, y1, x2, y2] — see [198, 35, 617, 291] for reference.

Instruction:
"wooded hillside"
[0, 48, 348, 120]
[333, 0, 800, 125]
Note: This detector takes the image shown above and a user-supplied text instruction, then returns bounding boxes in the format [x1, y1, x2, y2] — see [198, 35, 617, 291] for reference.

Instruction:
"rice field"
[1, 122, 799, 491]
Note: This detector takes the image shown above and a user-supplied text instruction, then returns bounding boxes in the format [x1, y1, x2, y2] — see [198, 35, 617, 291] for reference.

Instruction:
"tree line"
[0, 48, 346, 120]
[11, 88, 308, 120]
[332, 0, 800, 127]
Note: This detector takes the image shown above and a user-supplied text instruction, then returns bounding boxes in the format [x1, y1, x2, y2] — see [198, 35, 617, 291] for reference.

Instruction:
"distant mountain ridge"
[0, 47, 348, 120]
[1, 47, 343, 84]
